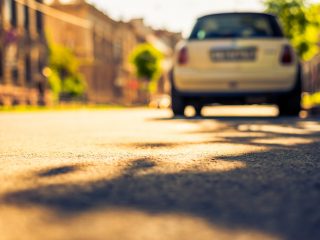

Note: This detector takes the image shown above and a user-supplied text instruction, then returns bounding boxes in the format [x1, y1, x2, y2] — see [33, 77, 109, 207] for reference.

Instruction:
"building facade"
[0, 0, 48, 106]
[46, 0, 117, 103]
[46, 0, 181, 105]
[112, 20, 140, 104]
[129, 19, 182, 96]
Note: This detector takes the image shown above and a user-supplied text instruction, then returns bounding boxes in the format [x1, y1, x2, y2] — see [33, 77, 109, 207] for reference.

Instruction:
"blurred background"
[0, 0, 319, 108]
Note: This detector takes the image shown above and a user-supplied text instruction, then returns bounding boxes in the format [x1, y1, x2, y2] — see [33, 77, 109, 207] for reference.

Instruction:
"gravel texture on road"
[0, 106, 319, 240]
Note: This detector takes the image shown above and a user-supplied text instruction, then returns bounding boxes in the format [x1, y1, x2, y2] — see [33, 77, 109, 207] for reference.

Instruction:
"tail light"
[178, 46, 188, 65]
[280, 45, 294, 65]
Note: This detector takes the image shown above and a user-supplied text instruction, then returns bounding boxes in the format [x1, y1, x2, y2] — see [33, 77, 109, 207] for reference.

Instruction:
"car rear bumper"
[174, 67, 297, 93]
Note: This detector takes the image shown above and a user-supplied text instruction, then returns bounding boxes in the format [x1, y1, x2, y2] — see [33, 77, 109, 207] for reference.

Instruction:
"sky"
[53, 0, 318, 36]
[87, 0, 265, 35]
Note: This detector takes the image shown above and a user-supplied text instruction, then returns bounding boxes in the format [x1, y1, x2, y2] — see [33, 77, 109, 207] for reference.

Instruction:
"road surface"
[0, 106, 319, 240]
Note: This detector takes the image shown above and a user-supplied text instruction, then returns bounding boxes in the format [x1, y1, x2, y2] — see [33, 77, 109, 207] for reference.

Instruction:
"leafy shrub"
[48, 41, 87, 101]
[130, 44, 164, 93]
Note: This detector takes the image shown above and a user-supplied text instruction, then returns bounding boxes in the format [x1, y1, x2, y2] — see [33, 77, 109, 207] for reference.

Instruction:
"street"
[0, 106, 320, 240]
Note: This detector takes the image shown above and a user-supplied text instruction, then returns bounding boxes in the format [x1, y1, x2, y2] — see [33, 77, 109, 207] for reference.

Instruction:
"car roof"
[197, 12, 276, 20]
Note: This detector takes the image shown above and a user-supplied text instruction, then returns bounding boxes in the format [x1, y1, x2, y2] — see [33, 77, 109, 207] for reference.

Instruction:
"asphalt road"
[0, 106, 320, 240]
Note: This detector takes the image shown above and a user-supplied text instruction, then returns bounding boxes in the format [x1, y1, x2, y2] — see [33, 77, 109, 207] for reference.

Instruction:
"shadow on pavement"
[148, 115, 308, 122]
[37, 165, 80, 178]
[2, 117, 320, 240]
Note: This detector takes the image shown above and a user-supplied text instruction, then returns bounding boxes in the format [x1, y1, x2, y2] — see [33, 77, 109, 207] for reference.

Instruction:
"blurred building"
[46, 0, 117, 103]
[153, 29, 182, 94]
[112, 20, 140, 104]
[0, 0, 48, 106]
[129, 18, 182, 95]
[130, 19, 182, 95]
[113, 18, 182, 103]
[154, 29, 183, 50]
[46, 0, 181, 105]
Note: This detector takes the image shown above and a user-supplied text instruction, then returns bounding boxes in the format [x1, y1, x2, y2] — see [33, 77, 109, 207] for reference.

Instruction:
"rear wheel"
[171, 84, 186, 117]
[194, 103, 203, 117]
[277, 69, 302, 117]
[278, 93, 301, 116]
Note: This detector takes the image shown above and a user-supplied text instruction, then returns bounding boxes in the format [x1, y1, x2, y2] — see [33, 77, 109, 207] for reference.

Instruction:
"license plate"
[210, 47, 257, 62]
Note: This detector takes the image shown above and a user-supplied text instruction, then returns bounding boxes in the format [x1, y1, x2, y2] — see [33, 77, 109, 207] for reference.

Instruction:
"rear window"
[189, 13, 283, 40]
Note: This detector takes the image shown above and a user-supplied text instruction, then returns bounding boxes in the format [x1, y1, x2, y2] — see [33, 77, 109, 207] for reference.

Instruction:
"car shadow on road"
[2, 118, 320, 240]
[148, 114, 308, 122]
[149, 116, 279, 122]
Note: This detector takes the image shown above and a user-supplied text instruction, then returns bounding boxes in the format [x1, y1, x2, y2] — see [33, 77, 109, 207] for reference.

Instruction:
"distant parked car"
[172, 12, 302, 117]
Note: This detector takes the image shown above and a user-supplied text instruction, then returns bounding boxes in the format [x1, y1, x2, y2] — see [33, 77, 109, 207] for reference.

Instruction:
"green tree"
[264, 0, 320, 60]
[130, 43, 163, 82]
[303, 4, 320, 60]
[48, 42, 86, 101]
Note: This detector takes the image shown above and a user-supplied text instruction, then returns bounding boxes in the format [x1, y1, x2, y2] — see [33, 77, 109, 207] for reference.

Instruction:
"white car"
[172, 12, 302, 117]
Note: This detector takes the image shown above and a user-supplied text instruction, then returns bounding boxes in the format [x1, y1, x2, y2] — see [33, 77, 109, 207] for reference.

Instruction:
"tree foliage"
[48, 43, 86, 101]
[264, 0, 320, 60]
[130, 44, 163, 81]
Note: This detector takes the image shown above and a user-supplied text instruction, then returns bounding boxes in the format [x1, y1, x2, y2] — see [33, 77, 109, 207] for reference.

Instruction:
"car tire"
[194, 103, 203, 117]
[277, 67, 302, 117]
[171, 84, 186, 117]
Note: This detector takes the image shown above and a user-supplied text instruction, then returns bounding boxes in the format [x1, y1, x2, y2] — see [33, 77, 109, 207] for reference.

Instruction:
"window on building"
[12, 68, 19, 85]
[24, 5, 29, 32]
[38, 49, 45, 74]
[36, 10, 43, 34]
[0, 50, 3, 83]
[25, 54, 32, 85]
[10, 0, 17, 28]
[35, 0, 43, 34]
